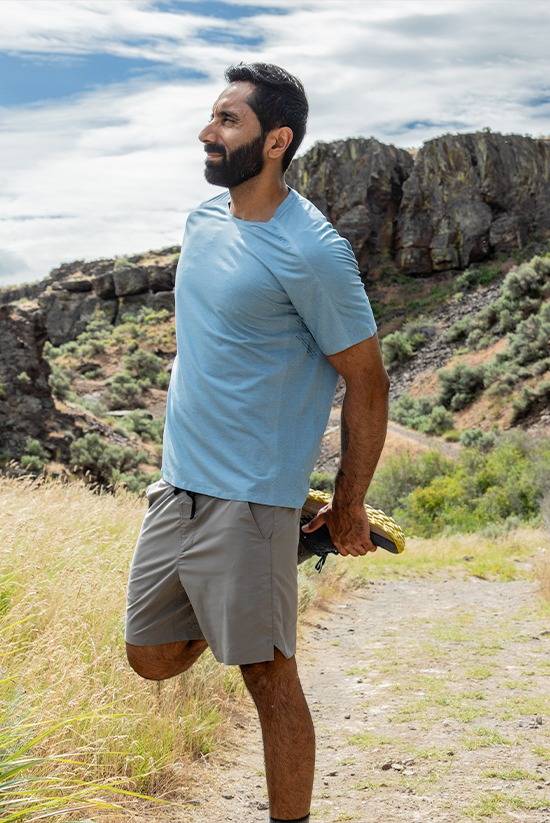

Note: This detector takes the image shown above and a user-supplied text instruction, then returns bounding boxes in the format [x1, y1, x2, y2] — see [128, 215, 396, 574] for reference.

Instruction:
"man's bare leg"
[240, 647, 315, 821]
[126, 638, 209, 680]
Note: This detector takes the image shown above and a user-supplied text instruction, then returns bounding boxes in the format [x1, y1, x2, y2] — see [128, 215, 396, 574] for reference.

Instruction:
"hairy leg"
[126, 638, 209, 680]
[240, 647, 315, 820]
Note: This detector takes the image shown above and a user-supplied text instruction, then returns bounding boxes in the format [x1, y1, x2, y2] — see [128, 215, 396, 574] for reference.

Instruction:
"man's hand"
[301, 502, 377, 557]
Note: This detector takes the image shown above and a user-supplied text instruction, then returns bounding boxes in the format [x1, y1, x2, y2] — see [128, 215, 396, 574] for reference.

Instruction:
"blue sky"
[1, 0, 549, 285]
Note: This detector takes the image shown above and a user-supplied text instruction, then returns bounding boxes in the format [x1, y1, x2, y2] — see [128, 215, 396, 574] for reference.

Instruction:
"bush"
[123, 349, 165, 385]
[382, 331, 414, 367]
[511, 380, 550, 424]
[459, 428, 497, 451]
[390, 394, 454, 434]
[309, 471, 335, 492]
[381, 320, 435, 369]
[395, 431, 548, 537]
[111, 409, 164, 443]
[367, 450, 454, 516]
[438, 363, 486, 411]
[19, 437, 49, 474]
[48, 364, 73, 400]
[444, 252, 549, 352]
[69, 432, 148, 487]
[454, 262, 501, 291]
[104, 371, 148, 409]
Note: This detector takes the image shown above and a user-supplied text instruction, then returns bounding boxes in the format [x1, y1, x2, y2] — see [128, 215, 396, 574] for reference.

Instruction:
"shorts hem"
[124, 632, 206, 646]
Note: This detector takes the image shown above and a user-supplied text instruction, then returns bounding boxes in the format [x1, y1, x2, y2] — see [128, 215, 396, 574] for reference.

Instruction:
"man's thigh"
[176, 494, 302, 667]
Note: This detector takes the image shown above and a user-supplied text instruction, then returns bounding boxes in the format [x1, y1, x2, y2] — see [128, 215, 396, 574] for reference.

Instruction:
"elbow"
[381, 367, 391, 396]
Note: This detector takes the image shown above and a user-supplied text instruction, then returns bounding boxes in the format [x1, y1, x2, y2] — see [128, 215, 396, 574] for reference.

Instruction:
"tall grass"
[0, 475, 247, 816]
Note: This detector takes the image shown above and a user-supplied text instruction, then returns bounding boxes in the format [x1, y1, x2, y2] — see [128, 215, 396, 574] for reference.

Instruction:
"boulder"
[39, 291, 117, 345]
[113, 266, 149, 296]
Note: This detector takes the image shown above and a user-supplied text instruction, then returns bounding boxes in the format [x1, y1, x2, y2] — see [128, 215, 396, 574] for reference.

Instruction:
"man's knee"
[239, 646, 298, 695]
[126, 639, 208, 681]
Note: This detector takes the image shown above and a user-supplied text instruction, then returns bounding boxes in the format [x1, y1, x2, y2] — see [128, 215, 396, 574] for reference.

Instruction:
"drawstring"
[173, 486, 196, 518]
[315, 554, 328, 573]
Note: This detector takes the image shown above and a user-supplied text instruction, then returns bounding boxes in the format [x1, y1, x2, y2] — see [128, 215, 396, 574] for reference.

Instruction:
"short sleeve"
[274, 223, 378, 356]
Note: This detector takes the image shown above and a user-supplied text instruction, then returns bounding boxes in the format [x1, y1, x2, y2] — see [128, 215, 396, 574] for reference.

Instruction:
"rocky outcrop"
[0, 248, 180, 345]
[0, 303, 56, 455]
[396, 132, 550, 274]
[286, 131, 550, 277]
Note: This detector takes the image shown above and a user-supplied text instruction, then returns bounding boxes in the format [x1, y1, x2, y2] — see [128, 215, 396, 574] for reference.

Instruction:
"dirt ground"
[133, 576, 549, 823]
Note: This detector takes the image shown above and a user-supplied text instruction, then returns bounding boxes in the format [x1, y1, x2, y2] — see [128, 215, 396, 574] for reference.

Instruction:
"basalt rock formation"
[285, 130, 550, 276]
[0, 302, 58, 457]
[0, 249, 179, 346]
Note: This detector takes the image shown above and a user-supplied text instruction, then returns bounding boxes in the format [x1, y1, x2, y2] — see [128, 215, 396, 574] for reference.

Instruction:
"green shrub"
[69, 432, 148, 487]
[19, 437, 49, 474]
[459, 428, 497, 451]
[48, 363, 73, 400]
[506, 301, 550, 367]
[309, 471, 335, 492]
[382, 331, 414, 367]
[367, 450, 454, 516]
[123, 349, 165, 385]
[381, 320, 435, 368]
[395, 431, 548, 537]
[390, 394, 454, 434]
[511, 380, 550, 424]
[438, 363, 486, 410]
[16, 371, 31, 386]
[455, 262, 501, 291]
[111, 410, 164, 443]
[104, 371, 147, 409]
[444, 253, 549, 352]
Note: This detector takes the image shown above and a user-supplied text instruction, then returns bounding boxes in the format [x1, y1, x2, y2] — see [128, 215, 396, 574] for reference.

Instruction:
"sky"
[1, 0, 549, 286]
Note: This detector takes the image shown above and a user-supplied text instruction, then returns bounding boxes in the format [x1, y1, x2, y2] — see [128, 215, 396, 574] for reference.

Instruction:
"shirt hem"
[161, 470, 306, 509]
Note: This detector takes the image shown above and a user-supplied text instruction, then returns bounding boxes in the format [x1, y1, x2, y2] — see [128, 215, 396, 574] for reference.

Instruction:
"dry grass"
[0, 475, 247, 802]
[533, 549, 550, 603]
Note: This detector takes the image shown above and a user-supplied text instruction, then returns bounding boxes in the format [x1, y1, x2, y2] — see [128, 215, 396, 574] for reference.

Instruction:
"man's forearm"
[332, 378, 389, 509]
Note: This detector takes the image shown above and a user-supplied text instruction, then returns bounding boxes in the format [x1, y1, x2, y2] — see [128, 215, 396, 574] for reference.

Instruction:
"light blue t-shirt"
[161, 184, 377, 507]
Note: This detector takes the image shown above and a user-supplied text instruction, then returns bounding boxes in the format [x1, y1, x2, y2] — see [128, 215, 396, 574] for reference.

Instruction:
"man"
[125, 62, 390, 823]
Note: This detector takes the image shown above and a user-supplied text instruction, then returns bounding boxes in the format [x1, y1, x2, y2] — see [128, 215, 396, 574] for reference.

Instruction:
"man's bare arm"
[326, 334, 390, 511]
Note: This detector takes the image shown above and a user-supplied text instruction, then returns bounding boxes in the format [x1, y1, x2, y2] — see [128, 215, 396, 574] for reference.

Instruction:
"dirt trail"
[146, 577, 549, 823]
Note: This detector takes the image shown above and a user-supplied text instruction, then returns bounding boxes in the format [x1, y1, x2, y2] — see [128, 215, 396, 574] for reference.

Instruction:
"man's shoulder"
[282, 189, 356, 269]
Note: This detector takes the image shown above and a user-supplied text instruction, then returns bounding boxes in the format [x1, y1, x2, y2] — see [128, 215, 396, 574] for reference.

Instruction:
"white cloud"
[0, 0, 549, 285]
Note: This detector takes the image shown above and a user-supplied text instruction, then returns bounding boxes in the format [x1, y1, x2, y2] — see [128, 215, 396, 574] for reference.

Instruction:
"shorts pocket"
[245, 501, 276, 542]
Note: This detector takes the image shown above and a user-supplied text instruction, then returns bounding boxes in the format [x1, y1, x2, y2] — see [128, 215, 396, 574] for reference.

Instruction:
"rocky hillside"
[1, 130, 549, 492]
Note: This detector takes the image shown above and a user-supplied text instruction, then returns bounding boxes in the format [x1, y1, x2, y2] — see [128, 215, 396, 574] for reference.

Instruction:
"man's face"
[198, 82, 268, 188]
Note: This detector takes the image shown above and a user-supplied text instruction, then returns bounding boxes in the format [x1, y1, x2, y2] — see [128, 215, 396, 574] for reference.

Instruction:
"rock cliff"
[285, 130, 550, 276]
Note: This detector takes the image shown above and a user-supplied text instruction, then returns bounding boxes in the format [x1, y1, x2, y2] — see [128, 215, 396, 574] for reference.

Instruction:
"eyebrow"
[210, 108, 240, 120]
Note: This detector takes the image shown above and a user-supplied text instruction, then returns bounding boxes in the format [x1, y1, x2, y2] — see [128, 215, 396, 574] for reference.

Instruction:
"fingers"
[335, 541, 377, 557]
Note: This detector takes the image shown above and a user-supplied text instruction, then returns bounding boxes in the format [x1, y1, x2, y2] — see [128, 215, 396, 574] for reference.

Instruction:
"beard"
[203, 129, 266, 188]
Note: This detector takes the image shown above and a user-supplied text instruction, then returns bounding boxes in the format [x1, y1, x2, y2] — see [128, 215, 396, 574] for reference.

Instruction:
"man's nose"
[198, 121, 217, 143]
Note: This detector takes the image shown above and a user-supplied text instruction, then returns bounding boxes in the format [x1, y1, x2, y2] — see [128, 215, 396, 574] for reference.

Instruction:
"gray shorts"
[124, 477, 302, 665]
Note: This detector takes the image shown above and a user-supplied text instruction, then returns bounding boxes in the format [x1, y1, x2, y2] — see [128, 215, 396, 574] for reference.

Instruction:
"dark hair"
[223, 61, 308, 173]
